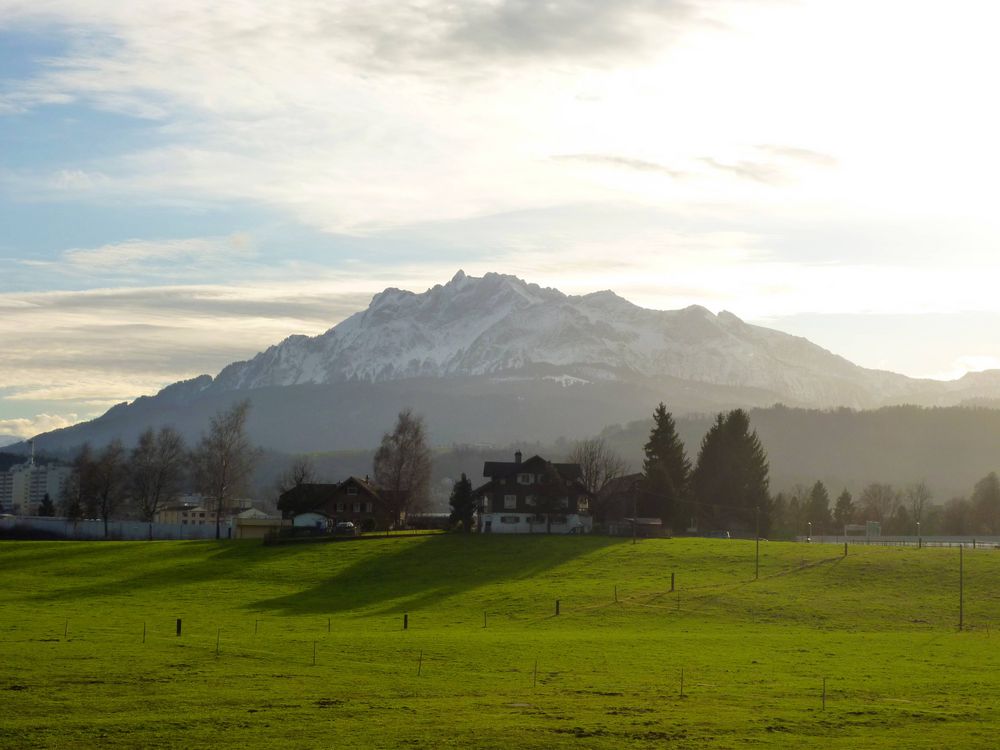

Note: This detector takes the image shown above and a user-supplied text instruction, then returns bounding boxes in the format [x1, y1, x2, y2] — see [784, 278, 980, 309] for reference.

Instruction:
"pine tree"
[806, 481, 832, 534]
[38, 492, 55, 517]
[833, 489, 854, 531]
[448, 473, 475, 533]
[641, 403, 690, 530]
[971, 472, 1000, 534]
[690, 410, 771, 535]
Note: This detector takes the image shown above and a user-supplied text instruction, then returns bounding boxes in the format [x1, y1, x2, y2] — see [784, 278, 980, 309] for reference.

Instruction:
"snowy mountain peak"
[201, 270, 918, 407]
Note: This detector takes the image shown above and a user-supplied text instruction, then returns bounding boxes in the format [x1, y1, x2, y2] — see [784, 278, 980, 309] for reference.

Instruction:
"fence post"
[533, 658, 538, 688]
[959, 545, 964, 632]
[417, 650, 423, 676]
[215, 628, 221, 656]
[671, 572, 675, 592]
[176, 618, 182, 637]
[143, 622, 146, 644]
[822, 677, 827, 710]
[555, 599, 560, 616]
[313, 641, 317, 666]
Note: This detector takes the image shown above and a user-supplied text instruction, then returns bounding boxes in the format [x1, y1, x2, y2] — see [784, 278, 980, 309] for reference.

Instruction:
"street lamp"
[917, 520, 921, 549]
[807, 521, 812, 542]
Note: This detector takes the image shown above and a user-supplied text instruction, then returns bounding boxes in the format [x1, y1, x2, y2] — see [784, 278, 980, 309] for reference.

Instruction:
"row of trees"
[772, 472, 1000, 537]
[62, 401, 257, 538]
[641, 404, 771, 535]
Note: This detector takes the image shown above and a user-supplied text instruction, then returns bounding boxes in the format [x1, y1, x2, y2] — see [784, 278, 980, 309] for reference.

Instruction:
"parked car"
[334, 521, 359, 536]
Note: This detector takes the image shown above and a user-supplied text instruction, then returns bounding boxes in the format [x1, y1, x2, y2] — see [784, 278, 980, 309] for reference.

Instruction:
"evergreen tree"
[806, 481, 832, 534]
[971, 471, 1000, 534]
[642, 403, 690, 530]
[38, 492, 55, 517]
[448, 473, 475, 533]
[690, 409, 771, 535]
[832, 489, 854, 531]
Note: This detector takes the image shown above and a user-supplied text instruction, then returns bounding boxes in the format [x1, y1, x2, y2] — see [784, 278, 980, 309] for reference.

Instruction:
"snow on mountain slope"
[208, 270, 916, 407]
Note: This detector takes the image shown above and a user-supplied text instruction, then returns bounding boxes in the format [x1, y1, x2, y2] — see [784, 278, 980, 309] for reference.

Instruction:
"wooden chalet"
[278, 476, 405, 532]
[474, 451, 593, 534]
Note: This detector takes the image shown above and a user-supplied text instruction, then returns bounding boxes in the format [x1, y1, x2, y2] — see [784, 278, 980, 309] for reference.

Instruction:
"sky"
[3, 0, 1000, 440]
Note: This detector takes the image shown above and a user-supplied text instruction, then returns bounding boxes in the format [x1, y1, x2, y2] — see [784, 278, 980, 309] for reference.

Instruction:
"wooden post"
[755, 506, 760, 580]
[176, 618, 182, 637]
[483, 611, 487, 629]
[215, 628, 221, 656]
[533, 658, 538, 688]
[403, 613, 408, 630]
[844, 541, 848, 557]
[670, 572, 675, 592]
[327, 618, 331, 633]
[417, 650, 423, 676]
[254, 619, 258, 636]
[822, 677, 827, 710]
[64, 619, 68, 638]
[555, 599, 560, 616]
[959, 545, 964, 632]
[680, 667, 684, 697]
[614, 584, 618, 603]
[312, 641, 317, 666]
[142, 622, 146, 644]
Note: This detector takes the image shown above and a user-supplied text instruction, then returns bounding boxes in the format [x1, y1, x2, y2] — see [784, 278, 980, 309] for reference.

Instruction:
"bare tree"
[373, 409, 432, 528]
[93, 439, 127, 538]
[62, 443, 98, 524]
[859, 482, 900, 524]
[276, 456, 315, 496]
[130, 426, 187, 528]
[192, 400, 258, 539]
[569, 437, 629, 519]
[905, 481, 932, 529]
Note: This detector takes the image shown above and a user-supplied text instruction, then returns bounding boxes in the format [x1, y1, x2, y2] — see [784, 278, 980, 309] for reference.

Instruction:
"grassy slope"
[2, 536, 999, 749]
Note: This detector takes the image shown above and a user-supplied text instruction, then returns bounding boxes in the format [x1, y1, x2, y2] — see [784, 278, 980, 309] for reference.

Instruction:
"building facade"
[279, 476, 401, 531]
[0, 460, 71, 516]
[474, 451, 592, 534]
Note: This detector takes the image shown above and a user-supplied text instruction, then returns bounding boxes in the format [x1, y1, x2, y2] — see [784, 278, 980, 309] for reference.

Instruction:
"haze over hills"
[19, 271, 1000, 455]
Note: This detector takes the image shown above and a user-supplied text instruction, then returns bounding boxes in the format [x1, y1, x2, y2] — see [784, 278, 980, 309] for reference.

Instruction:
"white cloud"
[0, 413, 84, 440]
[62, 233, 253, 270]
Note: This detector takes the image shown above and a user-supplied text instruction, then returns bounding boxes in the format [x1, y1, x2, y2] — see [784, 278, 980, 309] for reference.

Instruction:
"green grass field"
[3, 535, 999, 748]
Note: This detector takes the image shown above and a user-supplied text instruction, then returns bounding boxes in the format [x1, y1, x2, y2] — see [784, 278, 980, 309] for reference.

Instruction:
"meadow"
[2, 534, 999, 748]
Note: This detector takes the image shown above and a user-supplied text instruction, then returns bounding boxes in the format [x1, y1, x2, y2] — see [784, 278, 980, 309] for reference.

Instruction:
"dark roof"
[482, 454, 583, 482]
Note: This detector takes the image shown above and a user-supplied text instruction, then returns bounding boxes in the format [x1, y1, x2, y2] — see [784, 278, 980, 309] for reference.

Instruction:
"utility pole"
[632, 490, 637, 545]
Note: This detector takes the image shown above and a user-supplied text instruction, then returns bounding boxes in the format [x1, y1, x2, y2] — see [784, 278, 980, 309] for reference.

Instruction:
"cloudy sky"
[3, 0, 1000, 439]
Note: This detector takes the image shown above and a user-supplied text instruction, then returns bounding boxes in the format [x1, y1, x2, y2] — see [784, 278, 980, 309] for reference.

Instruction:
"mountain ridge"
[17, 271, 1000, 454]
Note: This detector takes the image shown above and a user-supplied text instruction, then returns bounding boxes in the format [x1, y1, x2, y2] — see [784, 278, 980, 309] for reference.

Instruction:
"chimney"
[515, 450, 522, 465]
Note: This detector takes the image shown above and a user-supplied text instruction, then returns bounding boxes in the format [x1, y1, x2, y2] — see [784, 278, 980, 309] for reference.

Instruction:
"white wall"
[0, 516, 229, 540]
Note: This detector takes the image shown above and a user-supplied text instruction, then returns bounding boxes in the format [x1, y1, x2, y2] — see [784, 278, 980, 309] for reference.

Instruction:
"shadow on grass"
[248, 533, 620, 617]
[23, 540, 306, 603]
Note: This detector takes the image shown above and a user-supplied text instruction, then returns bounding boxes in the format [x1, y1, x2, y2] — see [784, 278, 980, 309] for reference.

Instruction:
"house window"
[364, 502, 373, 513]
[577, 497, 589, 511]
[182, 520, 187, 525]
[501, 516, 520, 524]
[353, 502, 361, 513]
[518, 473, 532, 485]
[199, 512, 205, 518]
[559, 497, 569, 509]
[336, 502, 344, 513]
[525, 495, 536, 507]
[504, 494, 517, 509]
[347, 486, 358, 496]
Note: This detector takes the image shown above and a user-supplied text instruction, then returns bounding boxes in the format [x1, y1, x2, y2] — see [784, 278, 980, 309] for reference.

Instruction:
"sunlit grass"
[2, 536, 998, 748]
